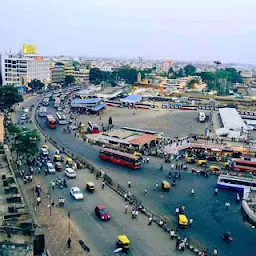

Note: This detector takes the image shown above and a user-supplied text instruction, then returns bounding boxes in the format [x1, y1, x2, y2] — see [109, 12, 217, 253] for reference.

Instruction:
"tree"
[0, 85, 23, 111]
[184, 65, 197, 76]
[89, 68, 105, 84]
[10, 126, 40, 159]
[28, 79, 45, 91]
[116, 68, 137, 84]
[55, 62, 64, 66]
[188, 79, 200, 89]
[64, 75, 75, 86]
[177, 68, 184, 77]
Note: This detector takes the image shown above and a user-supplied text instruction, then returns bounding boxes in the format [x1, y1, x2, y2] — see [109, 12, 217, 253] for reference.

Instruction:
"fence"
[34, 112, 211, 255]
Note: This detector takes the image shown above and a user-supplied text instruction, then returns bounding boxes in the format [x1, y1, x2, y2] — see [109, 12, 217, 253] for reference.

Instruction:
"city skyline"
[1, 0, 256, 64]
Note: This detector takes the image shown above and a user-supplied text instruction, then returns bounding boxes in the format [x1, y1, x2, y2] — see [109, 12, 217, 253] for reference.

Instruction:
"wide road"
[13, 96, 192, 256]
[33, 100, 256, 256]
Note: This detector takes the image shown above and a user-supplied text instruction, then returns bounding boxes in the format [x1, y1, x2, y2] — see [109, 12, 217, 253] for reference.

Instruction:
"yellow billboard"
[23, 44, 36, 55]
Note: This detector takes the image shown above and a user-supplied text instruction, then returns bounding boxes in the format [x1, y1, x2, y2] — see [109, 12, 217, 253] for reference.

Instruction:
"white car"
[65, 168, 76, 178]
[57, 107, 62, 111]
[46, 162, 56, 173]
[41, 148, 48, 156]
[70, 187, 83, 200]
[21, 114, 27, 120]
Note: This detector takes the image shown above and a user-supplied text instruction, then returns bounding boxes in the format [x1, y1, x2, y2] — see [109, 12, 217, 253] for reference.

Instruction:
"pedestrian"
[131, 210, 135, 219]
[128, 180, 131, 188]
[159, 219, 163, 227]
[96, 172, 99, 180]
[175, 240, 179, 250]
[191, 188, 195, 195]
[62, 198, 65, 207]
[146, 157, 149, 163]
[124, 193, 128, 201]
[144, 188, 148, 195]
[51, 181, 55, 190]
[213, 249, 218, 256]
[124, 204, 128, 214]
[171, 163, 174, 170]
[38, 167, 41, 174]
[135, 210, 138, 220]
[225, 201, 230, 210]
[59, 198, 62, 207]
[170, 229, 175, 240]
[148, 216, 153, 225]
[127, 191, 131, 198]
[101, 181, 105, 189]
[189, 218, 193, 227]
[175, 207, 180, 215]
[67, 237, 71, 248]
[36, 196, 41, 206]
[214, 188, 218, 195]
[154, 183, 159, 190]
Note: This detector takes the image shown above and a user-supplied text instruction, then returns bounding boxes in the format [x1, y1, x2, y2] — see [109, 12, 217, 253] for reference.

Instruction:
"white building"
[156, 60, 172, 74]
[73, 69, 90, 84]
[0, 53, 51, 85]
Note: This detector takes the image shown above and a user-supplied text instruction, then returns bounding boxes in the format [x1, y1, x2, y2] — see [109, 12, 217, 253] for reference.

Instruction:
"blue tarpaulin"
[91, 103, 106, 112]
[71, 98, 101, 105]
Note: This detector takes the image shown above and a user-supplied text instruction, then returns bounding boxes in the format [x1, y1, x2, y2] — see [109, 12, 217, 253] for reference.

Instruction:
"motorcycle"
[222, 232, 233, 242]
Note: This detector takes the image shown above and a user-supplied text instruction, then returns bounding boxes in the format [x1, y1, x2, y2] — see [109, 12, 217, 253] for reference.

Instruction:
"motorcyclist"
[63, 179, 67, 187]
[222, 231, 232, 241]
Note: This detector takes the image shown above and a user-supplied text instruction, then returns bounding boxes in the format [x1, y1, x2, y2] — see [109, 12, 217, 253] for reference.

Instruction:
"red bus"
[231, 159, 256, 172]
[88, 121, 100, 134]
[46, 115, 57, 129]
[99, 148, 142, 169]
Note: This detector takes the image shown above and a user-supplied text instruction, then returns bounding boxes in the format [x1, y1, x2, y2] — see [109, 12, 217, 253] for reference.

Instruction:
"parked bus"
[99, 148, 142, 169]
[56, 112, 67, 125]
[88, 121, 100, 133]
[231, 159, 256, 172]
[39, 107, 47, 117]
[46, 115, 57, 129]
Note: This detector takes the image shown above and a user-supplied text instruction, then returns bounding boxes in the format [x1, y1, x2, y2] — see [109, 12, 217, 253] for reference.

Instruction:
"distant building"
[0, 53, 51, 85]
[241, 71, 253, 85]
[50, 66, 65, 83]
[156, 60, 172, 74]
[64, 65, 75, 75]
[73, 69, 90, 84]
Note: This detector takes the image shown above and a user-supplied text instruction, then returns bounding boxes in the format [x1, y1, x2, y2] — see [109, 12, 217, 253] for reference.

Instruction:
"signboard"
[34, 57, 44, 61]
[23, 44, 36, 55]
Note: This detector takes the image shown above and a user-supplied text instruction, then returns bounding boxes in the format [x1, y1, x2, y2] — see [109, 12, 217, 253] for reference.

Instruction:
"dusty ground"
[78, 107, 210, 137]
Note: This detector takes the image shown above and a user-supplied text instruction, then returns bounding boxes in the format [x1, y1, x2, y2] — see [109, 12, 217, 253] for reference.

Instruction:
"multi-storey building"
[73, 69, 90, 84]
[0, 53, 51, 85]
[50, 66, 65, 83]
[156, 60, 173, 74]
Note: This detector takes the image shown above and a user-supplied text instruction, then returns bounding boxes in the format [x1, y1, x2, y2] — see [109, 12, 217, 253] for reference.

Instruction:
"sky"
[1, 0, 256, 64]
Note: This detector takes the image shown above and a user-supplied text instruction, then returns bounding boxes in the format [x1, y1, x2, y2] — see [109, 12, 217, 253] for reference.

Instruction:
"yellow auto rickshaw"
[185, 156, 195, 164]
[53, 155, 61, 162]
[66, 157, 73, 166]
[209, 165, 219, 172]
[223, 162, 229, 168]
[197, 160, 207, 166]
[116, 235, 130, 251]
[162, 180, 171, 191]
[55, 162, 62, 171]
[42, 144, 49, 150]
[133, 151, 142, 158]
[86, 182, 95, 193]
[178, 214, 188, 228]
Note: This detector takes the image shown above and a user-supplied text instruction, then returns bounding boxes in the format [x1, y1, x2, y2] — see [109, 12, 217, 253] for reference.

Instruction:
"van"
[198, 112, 206, 122]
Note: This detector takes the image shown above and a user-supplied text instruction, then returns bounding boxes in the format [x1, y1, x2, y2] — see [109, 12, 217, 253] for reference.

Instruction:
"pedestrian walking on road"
[148, 216, 153, 225]
[124, 193, 128, 201]
[189, 218, 193, 227]
[51, 181, 55, 190]
[144, 188, 148, 195]
[214, 188, 218, 195]
[124, 204, 128, 214]
[131, 210, 135, 219]
[36, 197, 41, 206]
[154, 183, 159, 190]
[67, 237, 71, 248]
[135, 210, 138, 220]
[213, 249, 218, 256]
[128, 180, 131, 188]
[225, 201, 230, 210]
[62, 198, 65, 207]
[101, 181, 105, 189]
[191, 188, 195, 195]
[170, 229, 175, 240]
[175, 207, 180, 215]
[175, 240, 179, 250]
[59, 198, 62, 207]
[171, 164, 174, 170]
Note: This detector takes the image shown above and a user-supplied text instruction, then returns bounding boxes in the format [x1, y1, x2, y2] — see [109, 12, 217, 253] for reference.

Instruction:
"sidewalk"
[20, 179, 87, 256]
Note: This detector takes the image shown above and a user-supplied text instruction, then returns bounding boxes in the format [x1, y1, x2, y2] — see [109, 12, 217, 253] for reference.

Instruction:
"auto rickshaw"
[66, 157, 73, 166]
[55, 162, 62, 171]
[133, 151, 142, 158]
[86, 182, 95, 193]
[162, 180, 171, 191]
[209, 165, 219, 172]
[223, 162, 230, 169]
[185, 156, 195, 164]
[42, 144, 49, 150]
[197, 159, 207, 166]
[53, 155, 61, 162]
[116, 235, 130, 251]
[178, 214, 188, 228]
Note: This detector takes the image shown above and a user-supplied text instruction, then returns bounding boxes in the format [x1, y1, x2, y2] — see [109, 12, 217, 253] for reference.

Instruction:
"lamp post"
[104, 248, 123, 256]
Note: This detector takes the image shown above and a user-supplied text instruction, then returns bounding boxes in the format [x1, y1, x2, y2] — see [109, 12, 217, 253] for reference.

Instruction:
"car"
[70, 187, 83, 200]
[95, 205, 110, 220]
[21, 114, 27, 120]
[46, 162, 56, 173]
[57, 107, 62, 111]
[41, 147, 49, 156]
[65, 168, 76, 178]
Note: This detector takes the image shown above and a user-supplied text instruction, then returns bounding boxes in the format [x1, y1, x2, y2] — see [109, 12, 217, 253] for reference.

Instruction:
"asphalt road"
[31, 100, 256, 256]
[13, 96, 193, 256]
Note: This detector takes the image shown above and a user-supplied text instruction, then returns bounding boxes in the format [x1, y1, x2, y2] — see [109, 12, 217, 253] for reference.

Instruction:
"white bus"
[56, 112, 67, 125]
[39, 107, 47, 117]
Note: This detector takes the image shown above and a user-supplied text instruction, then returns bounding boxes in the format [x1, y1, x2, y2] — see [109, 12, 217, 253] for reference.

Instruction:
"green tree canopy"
[184, 64, 197, 76]
[28, 79, 45, 91]
[55, 62, 64, 66]
[188, 79, 200, 89]
[64, 75, 75, 86]
[0, 85, 23, 111]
